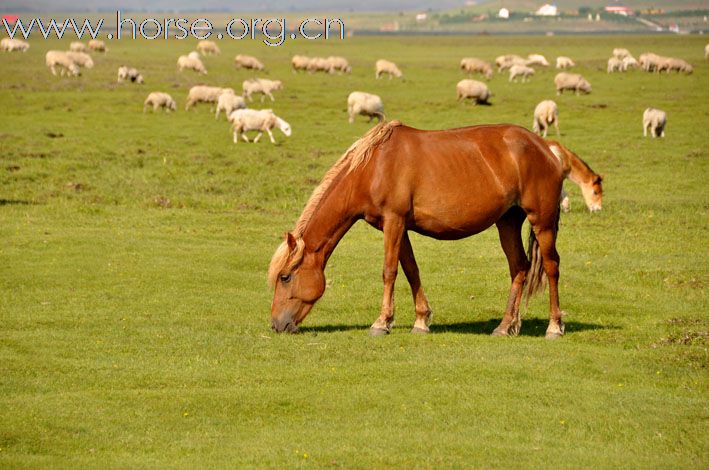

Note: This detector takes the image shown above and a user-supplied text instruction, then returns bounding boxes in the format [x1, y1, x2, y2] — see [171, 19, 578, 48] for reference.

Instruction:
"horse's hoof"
[491, 327, 509, 337]
[411, 326, 429, 334]
[545, 331, 564, 340]
[369, 327, 390, 337]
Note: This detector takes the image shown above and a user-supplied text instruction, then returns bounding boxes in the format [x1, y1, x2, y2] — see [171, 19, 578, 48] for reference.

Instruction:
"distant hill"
[0, 0, 705, 13]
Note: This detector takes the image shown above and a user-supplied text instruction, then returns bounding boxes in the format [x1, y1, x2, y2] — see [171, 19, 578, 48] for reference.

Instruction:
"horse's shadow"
[300, 318, 613, 336]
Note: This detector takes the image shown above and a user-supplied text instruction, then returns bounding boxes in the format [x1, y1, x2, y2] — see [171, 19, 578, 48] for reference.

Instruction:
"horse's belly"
[409, 199, 509, 240]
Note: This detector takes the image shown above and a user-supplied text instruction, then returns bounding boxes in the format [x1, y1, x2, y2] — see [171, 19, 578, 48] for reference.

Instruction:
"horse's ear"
[597, 174, 604, 182]
[285, 232, 297, 251]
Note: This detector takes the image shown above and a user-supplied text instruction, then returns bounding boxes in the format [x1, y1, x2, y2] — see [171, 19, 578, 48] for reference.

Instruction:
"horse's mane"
[268, 120, 401, 287]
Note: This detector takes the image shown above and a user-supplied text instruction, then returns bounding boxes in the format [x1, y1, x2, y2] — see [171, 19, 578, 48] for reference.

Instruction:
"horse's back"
[362, 124, 563, 238]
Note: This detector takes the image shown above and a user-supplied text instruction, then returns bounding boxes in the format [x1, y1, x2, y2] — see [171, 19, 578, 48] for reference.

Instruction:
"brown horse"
[546, 140, 603, 213]
[269, 121, 567, 339]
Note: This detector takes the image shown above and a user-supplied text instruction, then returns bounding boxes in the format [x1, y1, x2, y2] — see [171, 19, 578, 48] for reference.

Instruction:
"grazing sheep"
[607, 57, 624, 73]
[555, 56, 575, 69]
[88, 39, 107, 52]
[554, 72, 591, 95]
[66, 51, 94, 70]
[143, 92, 176, 112]
[328, 56, 351, 74]
[228, 108, 292, 144]
[375, 59, 403, 79]
[242, 78, 283, 102]
[1, 38, 30, 52]
[509, 64, 535, 82]
[527, 54, 549, 66]
[69, 41, 87, 52]
[215, 90, 246, 120]
[639, 52, 665, 72]
[197, 40, 220, 55]
[456, 79, 492, 104]
[460, 57, 493, 80]
[234, 54, 264, 71]
[177, 54, 207, 74]
[622, 56, 639, 70]
[532, 100, 559, 138]
[117, 66, 144, 84]
[612, 48, 631, 59]
[495, 54, 526, 72]
[45, 51, 80, 76]
[658, 57, 693, 74]
[347, 91, 385, 124]
[185, 85, 234, 111]
[291, 55, 310, 72]
[643, 108, 666, 138]
[306, 56, 332, 73]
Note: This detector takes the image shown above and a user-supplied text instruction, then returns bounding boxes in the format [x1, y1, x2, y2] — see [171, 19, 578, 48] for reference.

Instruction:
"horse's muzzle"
[271, 316, 299, 333]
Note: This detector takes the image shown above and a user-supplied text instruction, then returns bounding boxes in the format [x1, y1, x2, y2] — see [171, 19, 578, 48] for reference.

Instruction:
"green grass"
[1, 34, 707, 467]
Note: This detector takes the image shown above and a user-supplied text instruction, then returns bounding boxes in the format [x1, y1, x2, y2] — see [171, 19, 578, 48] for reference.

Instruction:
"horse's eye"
[280, 274, 291, 283]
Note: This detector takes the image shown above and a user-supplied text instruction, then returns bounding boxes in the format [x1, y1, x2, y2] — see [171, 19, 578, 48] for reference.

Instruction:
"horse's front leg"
[399, 232, 433, 333]
[369, 216, 405, 336]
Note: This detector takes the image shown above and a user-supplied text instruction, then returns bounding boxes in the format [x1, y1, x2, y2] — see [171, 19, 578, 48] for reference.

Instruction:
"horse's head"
[268, 232, 325, 333]
[582, 174, 603, 212]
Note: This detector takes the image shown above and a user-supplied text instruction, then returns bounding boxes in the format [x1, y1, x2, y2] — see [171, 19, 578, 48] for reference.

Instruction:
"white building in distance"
[535, 3, 558, 16]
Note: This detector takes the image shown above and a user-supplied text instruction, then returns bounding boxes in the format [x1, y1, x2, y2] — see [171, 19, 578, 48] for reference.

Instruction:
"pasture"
[1, 34, 707, 467]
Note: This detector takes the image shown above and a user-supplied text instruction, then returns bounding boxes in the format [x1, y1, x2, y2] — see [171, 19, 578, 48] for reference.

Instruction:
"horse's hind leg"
[492, 207, 528, 337]
[370, 216, 405, 336]
[534, 225, 564, 339]
[399, 232, 433, 334]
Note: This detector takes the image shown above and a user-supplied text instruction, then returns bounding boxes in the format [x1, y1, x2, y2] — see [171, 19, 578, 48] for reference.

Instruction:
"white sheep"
[1, 38, 30, 52]
[456, 79, 492, 105]
[69, 41, 87, 52]
[66, 51, 94, 70]
[705, 44, 709, 59]
[495, 54, 526, 72]
[375, 59, 402, 79]
[242, 78, 283, 102]
[177, 54, 207, 74]
[639, 52, 664, 72]
[234, 54, 264, 71]
[622, 56, 639, 70]
[291, 55, 310, 72]
[143, 92, 176, 112]
[185, 85, 234, 111]
[527, 54, 549, 66]
[117, 66, 144, 84]
[328, 56, 351, 74]
[347, 91, 385, 124]
[228, 108, 292, 144]
[612, 48, 631, 59]
[215, 90, 246, 120]
[643, 108, 666, 138]
[555, 56, 575, 69]
[45, 51, 80, 76]
[197, 40, 220, 55]
[658, 57, 693, 74]
[460, 57, 493, 80]
[88, 39, 107, 52]
[607, 57, 623, 73]
[509, 64, 535, 82]
[532, 100, 559, 138]
[307, 57, 331, 73]
[554, 72, 591, 95]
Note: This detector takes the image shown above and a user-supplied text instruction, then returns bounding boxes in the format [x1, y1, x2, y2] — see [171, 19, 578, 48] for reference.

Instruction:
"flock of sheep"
[2, 37, 704, 144]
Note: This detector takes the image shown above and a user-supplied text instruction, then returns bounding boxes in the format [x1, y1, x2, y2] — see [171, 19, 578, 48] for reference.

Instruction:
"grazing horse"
[547, 140, 604, 213]
[269, 121, 567, 339]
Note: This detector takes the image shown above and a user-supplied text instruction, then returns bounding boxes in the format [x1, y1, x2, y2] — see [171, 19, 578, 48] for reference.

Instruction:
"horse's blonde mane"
[268, 120, 402, 287]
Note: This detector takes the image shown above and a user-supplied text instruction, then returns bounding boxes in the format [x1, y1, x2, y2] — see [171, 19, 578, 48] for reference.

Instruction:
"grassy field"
[1, 34, 707, 467]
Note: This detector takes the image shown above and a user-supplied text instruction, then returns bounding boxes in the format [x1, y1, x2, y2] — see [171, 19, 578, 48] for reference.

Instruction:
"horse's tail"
[523, 209, 559, 303]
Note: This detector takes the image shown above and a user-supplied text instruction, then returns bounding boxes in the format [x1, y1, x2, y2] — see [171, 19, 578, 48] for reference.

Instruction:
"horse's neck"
[568, 154, 594, 186]
[301, 172, 359, 267]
